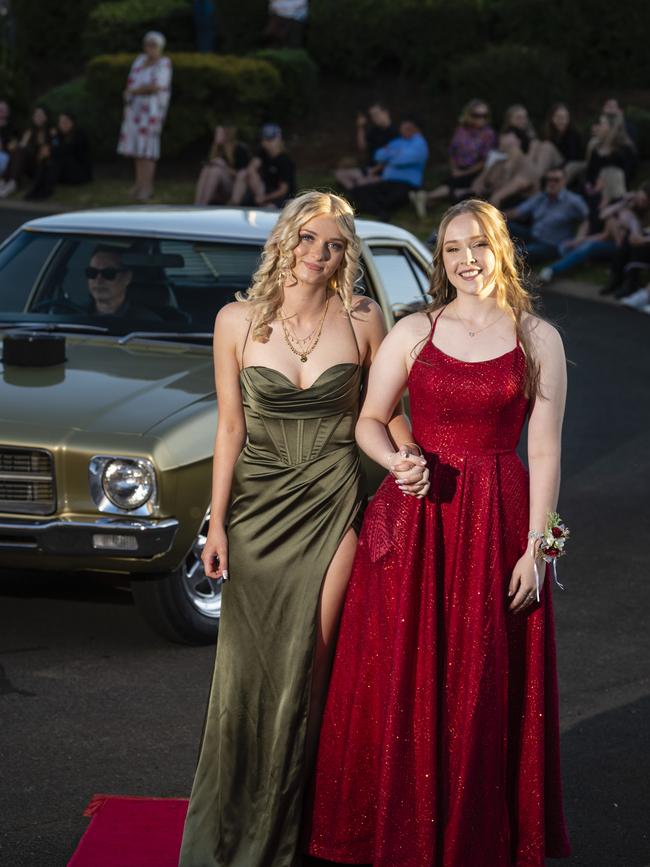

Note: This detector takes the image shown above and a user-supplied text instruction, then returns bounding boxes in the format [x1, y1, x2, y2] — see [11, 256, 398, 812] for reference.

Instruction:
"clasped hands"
[388, 445, 430, 499]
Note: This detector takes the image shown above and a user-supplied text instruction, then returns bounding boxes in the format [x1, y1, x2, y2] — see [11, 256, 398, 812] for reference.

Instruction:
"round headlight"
[102, 459, 155, 510]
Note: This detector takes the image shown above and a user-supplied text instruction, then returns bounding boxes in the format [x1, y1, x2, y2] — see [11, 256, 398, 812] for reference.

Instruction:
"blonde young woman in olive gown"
[178, 191, 429, 867]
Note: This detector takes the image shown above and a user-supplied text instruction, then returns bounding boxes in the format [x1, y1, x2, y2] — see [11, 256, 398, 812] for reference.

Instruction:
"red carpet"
[67, 794, 188, 867]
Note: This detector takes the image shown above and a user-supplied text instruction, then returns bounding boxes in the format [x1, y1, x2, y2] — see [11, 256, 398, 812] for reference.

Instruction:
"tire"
[131, 515, 221, 645]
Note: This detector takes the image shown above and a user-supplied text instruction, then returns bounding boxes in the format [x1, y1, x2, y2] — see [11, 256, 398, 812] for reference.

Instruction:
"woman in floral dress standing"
[117, 31, 172, 201]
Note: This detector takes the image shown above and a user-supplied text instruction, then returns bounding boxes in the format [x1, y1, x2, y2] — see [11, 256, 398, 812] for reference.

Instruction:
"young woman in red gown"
[305, 199, 571, 866]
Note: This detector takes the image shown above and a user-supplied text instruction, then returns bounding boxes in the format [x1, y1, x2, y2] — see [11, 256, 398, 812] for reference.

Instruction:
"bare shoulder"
[390, 310, 432, 341]
[350, 294, 383, 324]
[215, 300, 250, 330]
[521, 313, 565, 358]
[214, 301, 252, 353]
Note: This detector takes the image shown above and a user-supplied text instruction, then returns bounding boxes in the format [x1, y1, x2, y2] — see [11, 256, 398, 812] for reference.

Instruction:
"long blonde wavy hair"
[237, 190, 361, 341]
[425, 198, 542, 398]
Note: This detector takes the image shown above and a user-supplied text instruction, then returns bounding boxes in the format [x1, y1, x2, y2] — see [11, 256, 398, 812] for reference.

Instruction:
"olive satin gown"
[179, 319, 364, 867]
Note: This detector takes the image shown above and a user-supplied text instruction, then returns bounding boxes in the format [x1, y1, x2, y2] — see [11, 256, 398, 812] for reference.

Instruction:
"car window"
[0, 232, 263, 334]
[369, 245, 430, 316]
[0, 232, 60, 312]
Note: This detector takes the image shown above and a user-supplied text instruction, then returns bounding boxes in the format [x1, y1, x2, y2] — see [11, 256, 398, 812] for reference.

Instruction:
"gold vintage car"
[0, 207, 431, 643]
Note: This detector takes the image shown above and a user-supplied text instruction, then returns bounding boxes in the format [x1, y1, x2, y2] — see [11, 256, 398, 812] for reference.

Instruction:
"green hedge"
[12, 0, 101, 94]
[35, 78, 93, 123]
[217, 0, 268, 53]
[47, 53, 282, 159]
[488, 0, 650, 88]
[449, 44, 572, 127]
[83, 0, 194, 58]
[307, 0, 480, 83]
[250, 49, 318, 120]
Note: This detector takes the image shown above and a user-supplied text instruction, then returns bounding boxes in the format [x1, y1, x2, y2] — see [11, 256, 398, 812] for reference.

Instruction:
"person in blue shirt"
[348, 115, 429, 222]
[506, 168, 589, 263]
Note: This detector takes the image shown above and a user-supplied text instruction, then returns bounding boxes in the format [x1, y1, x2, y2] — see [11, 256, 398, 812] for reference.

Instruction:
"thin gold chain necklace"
[451, 304, 505, 338]
[280, 297, 330, 363]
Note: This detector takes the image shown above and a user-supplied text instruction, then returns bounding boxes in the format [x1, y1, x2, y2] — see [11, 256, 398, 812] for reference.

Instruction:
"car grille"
[0, 447, 56, 515]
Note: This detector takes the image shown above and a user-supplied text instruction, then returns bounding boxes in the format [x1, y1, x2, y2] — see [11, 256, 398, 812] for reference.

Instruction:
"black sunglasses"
[471, 111, 489, 119]
[85, 266, 124, 280]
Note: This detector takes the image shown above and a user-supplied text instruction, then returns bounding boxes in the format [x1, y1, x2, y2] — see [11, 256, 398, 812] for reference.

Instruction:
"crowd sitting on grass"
[2, 84, 649, 314]
[333, 94, 649, 314]
[0, 102, 93, 201]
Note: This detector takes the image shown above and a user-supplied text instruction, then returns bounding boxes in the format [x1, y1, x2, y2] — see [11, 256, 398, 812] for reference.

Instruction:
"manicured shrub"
[307, 0, 481, 84]
[217, 0, 268, 53]
[11, 0, 101, 96]
[250, 49, 318, 120]
[35, 78, 94, 124]
[490, 0, 650, 88]
[83, 0, 194, 58]
[449, 44, 572, 128]
[307, 0, 390, 80]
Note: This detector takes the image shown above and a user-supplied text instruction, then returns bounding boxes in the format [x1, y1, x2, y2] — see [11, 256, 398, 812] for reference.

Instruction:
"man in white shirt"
[267, 0, 308, 47]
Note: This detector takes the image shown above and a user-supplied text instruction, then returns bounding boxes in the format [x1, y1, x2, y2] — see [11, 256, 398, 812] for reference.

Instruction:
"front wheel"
[131, 515, 221, 644]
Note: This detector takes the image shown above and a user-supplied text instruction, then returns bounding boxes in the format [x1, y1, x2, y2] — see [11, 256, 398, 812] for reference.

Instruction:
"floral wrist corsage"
[528, 511, 570, 601]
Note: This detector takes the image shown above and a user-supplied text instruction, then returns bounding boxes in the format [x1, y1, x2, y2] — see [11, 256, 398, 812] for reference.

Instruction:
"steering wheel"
[30, 296, 88, 314]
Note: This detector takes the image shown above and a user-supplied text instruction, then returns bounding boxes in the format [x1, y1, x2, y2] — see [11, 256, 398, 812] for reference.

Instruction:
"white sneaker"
[621, 288, 650, 309]
[0, 179, 16, 198]
[409, 189, 428, 220]
[640, 304, 650, 315]
[539, 266, 554, 284]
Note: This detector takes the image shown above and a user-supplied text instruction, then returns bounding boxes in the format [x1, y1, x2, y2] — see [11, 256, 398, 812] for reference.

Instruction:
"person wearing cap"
[117, 31, 172, 202]
[230, 123, 296, 209]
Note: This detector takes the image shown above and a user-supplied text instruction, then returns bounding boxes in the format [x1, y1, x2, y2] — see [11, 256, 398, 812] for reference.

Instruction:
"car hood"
[0, 336, 215, 436]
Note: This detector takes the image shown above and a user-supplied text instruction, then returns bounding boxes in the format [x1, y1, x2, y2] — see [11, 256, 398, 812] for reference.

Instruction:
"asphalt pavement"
[0, 206, 648, 867]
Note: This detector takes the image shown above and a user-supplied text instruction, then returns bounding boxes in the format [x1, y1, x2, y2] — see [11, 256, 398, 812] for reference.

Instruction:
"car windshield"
[0, 230, 263, 338]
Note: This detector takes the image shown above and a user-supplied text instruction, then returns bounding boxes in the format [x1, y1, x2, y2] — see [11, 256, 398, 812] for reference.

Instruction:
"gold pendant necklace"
[280, 297, 330, 362]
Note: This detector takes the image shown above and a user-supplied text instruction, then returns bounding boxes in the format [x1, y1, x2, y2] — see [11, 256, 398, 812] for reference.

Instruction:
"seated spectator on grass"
[544, 103, 584, 164]
[348, 115, 428, 222]
[586, 165, 627, 233]
[502, 104, 537, 153]
[335, 102, 398, 191]
[194, 125, 251, 205]
[469, 129, 538, 209]
[0, 105, 52, 199]
[230, 123, 295, 209]
[602, 97, 638, 148]
[503, 103, 564, 178]
[585, 113, 637, 193]
[539, 183, 650, 284]
[0, 100, 18, 192]
[409, 98, 496, 217]
[506, 167, 588, 264]
[543, 102, 586, 186]
[24, 112, 93, 200]
[598, 184, 650, 298]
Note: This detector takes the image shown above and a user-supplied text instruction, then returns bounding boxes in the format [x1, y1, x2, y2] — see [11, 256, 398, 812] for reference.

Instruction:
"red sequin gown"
[305, 313, 571, 867]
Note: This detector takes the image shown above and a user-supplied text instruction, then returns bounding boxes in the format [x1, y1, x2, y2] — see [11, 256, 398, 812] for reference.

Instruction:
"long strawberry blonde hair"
[237, 190, 361, 341]
[426, 198, 542, 398]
